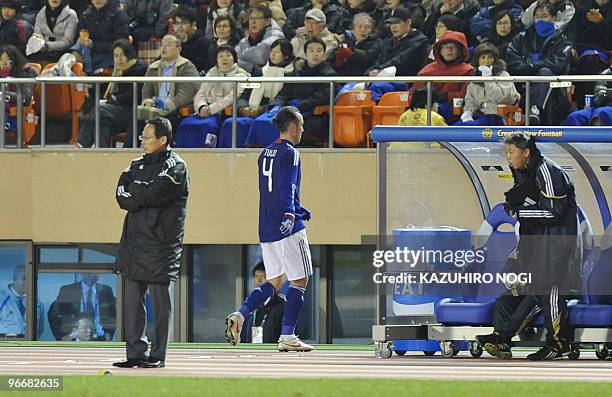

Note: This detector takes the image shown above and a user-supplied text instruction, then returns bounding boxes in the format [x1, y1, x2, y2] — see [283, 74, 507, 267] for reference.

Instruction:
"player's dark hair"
[252, 261, 266, 275]
[146, 117, 173, 146]
[504, 131, 537, 154]
[272, 106, 301, 132]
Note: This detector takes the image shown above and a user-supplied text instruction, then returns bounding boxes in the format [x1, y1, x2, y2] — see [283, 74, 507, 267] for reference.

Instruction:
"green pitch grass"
[8, 376, 612, 397]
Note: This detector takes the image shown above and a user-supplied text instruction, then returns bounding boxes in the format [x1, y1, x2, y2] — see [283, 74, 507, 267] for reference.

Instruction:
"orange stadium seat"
[33, 62, 86, 144]
[372, 91, 411, 127]
[333, 90, 375, 147]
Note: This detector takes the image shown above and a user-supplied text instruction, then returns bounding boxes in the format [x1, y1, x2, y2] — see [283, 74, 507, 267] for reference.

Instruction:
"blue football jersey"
[258, 139, 309, 243]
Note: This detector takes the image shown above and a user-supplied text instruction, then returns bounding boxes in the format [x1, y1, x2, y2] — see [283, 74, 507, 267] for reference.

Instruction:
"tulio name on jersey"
[264, 149, 278, 158]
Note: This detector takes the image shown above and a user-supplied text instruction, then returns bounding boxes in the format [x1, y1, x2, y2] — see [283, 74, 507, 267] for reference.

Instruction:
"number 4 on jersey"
[262, 158, 274, 192]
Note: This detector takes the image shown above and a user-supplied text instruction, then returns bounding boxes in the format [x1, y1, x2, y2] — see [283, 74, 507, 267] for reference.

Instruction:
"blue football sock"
[239, 282, 275, 319]
[281, 285, 305, 336]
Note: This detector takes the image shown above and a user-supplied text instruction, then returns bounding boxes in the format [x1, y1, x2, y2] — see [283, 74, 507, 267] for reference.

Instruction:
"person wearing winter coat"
[283, 0, 345, 37]
[112, 117, 189, 369]
[124, 0, 174, 43]
[290, 8, 338, 62]
[455, 42, 519, 125]
[470, 0, 523, 43]
[71, 0, 129, 74]
[521, 0, 575, 32]
[235, 4, 284, 73]
[220, 38, 293, 147]
[412, 30, 475, 121]
[334, 12, 383, 76]
[485, 9, 523, 61]
[30, 0, 78, 63]
[175, 45, 250, 147]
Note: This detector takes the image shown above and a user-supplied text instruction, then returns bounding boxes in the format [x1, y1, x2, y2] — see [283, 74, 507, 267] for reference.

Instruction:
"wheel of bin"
[440, 341, 457, 358]
[394, 350, 407, 356]
[423, 351, 436, 356]
[595, 345, 609, 360]
[381, 342, 393, 359]
[469, 342, 483, 358]
[568, 347, 580, 360]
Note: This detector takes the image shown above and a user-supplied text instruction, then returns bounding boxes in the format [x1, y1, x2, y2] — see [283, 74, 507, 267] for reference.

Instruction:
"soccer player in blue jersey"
[225, 106, 313, 352]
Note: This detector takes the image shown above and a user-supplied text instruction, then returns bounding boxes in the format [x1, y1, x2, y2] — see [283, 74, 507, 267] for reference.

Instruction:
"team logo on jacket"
[482, 128, 493, 140]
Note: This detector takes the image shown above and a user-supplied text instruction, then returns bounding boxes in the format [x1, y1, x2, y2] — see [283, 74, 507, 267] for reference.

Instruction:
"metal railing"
[1, 74, 611, 149]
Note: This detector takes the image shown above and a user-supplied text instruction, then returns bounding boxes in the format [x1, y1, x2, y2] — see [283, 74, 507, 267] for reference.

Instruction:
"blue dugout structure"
[371, 125, 612, 359]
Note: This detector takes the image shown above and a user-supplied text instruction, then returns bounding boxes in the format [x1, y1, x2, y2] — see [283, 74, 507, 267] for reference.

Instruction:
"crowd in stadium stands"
[0, 0, 610, 147]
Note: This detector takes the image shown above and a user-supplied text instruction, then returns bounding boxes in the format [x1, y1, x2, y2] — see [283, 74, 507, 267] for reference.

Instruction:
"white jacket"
[193, 63, 250, 116]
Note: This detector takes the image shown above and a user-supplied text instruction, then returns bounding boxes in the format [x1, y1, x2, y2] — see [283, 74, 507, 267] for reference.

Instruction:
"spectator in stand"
[570, 0, 611, 51]
[175, 45, 249, 148]
[192, 0, 212, 34]
[572, 48, 609, 108]
[125, 0, 173, 44]
[365, 7, 429, 100]
[236, 4, 284, 74]
[270, 37, 337, 146]
[565, 63, 612, 125]
[470, 0, 523, 43]
[28, 0, 76, 65]
[455, 42, 519, 125]
[71, 0, 129, 75]
[0, 0, 31, 53]
[334, 13, 383, 76]
[77, 39, 147, 148]
[375, 0, 404, 39]
[422, 0, 480, 45]
[290, 8, 338, 64]
[207, 14, 240, 70]
[507, 2, 574, 125]
[522, 0, 576, 32]
[174, 5, 210, 73]
[284, 0, 346, 38]
[223, 38, 294, 147]
[486, 9, 523, 61]
[249, 0, 286, 28]
[134, 33, 200, 145]
[427, 14, 467, 60]
[204, 0, 245, 40]
[0, 44, 36, 136]
[399, 86, 447, 126]
[412, 30, 474, 122]
[343, 0, 381, 31]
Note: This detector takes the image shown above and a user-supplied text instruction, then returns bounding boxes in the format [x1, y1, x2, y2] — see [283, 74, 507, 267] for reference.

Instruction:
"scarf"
[103, 59, 137, 98]
[46, 4, 65, 31]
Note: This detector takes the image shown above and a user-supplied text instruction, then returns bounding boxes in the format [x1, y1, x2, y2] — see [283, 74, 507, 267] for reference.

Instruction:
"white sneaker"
[225, 312, 243, 346]
[278, 336, 314, 352]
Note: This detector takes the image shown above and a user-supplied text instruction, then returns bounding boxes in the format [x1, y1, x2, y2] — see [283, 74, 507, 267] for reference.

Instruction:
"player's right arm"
[115, 163, 142, 212]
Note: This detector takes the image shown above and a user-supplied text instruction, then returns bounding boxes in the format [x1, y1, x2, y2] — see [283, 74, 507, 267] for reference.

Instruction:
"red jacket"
[413, 31, 474, 101]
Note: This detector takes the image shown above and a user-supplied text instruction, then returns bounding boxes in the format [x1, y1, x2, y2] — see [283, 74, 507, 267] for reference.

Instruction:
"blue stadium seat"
[569, 223, 612, 327]
[435, 203, 518, 325]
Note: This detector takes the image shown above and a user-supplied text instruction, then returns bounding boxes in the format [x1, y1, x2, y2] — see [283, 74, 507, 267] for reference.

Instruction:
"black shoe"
[476, 333, 499, 347]
[527, 343, 569, 361]
[139, 357, 165, 368]
[528, 106, 541, 126]
[483, 342, 513, 359]
[112, 358, 147, 368]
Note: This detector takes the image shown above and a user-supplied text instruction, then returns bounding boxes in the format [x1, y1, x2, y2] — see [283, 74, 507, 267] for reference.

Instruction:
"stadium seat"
[435, 203, 518, 325]
[5, 63, 41, 147]
[33, 62, 86, 145]
[497, 104, 524, 126]
[371, 91, 411, 127]
[333, 90, 375, 148]
[569, 223, 612, 327]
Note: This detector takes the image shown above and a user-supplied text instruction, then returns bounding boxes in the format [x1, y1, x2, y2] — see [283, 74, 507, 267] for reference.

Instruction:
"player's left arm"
[129, 160, 188, 208]
[278, 148, 300, 234]
[516, 164, 573, 224]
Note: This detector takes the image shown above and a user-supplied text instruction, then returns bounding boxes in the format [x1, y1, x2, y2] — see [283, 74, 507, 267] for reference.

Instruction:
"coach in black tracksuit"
[112, 118, 189, 369]
[479, 132, 578, 361]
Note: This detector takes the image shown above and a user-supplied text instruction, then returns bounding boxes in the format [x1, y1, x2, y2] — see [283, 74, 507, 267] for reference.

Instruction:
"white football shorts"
[261, 229, 313, 281]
